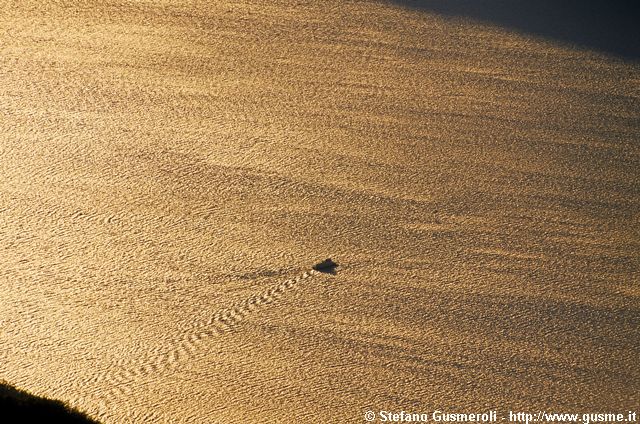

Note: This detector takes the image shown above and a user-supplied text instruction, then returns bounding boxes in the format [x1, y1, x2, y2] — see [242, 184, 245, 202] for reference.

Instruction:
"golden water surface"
[1, 1, 638, 423]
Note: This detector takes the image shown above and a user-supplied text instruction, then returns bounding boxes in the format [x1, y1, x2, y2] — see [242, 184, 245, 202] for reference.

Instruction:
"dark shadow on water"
[391, 0, 640, 61]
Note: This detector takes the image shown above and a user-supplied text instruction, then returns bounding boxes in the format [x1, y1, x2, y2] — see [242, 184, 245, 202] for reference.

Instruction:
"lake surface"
[1, 1, 638, 422]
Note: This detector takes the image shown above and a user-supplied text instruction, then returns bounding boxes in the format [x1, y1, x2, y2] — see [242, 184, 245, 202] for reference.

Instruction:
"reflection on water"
[1, 1, 638, 422]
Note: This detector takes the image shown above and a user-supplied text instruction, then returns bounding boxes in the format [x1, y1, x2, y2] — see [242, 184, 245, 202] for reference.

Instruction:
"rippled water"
[1, 1, 639, 422]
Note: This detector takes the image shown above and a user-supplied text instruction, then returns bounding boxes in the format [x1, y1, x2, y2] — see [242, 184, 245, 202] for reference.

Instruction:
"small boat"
[313, 258, 338, 271]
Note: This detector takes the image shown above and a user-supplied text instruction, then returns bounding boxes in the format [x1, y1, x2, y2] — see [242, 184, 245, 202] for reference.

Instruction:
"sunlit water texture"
[1, 1, 638, 422]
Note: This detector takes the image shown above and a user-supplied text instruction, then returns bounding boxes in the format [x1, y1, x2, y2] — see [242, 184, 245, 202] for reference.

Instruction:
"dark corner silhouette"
[1, 381, 100, 423]
[391, 0, 640, 61]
